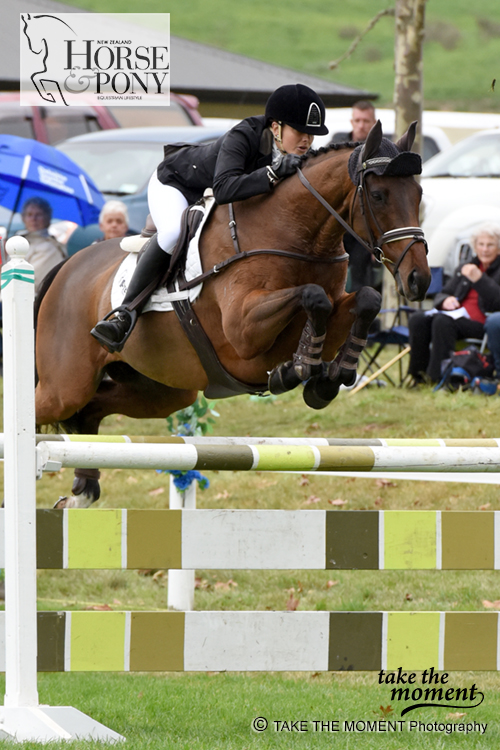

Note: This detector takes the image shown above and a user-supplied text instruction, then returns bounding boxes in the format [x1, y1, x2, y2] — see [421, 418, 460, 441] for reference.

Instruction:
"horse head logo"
[21, 13, 77, 106]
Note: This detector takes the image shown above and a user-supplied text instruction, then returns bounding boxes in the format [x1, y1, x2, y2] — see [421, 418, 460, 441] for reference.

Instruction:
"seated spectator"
[97, 200, 130, 241]
[18, 197, 67, 294]
[408, 223, 500, 384]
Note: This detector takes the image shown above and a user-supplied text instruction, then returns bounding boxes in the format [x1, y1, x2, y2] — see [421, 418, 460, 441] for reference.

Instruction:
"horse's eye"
[371, 191, 384, 203]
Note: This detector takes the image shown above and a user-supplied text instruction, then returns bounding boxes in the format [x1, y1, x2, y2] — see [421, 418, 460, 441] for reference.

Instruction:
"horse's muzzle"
[396, 267, 431, 302]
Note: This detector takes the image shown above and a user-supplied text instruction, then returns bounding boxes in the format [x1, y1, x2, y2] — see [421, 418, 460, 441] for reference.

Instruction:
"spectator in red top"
[408, 223, 500, 384]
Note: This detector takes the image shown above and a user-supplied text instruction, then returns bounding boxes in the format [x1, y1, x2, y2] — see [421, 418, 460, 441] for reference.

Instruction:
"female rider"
[91, 83, 329, 353]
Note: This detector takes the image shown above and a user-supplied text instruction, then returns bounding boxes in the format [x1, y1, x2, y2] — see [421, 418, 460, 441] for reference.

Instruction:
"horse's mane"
[301, 140, 361, 164]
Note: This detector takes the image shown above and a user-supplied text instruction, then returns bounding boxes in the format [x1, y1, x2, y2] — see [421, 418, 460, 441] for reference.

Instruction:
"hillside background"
[69, 0, 500, 112]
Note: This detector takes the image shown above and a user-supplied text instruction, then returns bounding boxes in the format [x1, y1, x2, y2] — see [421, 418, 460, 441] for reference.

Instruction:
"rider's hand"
[274, 153, 303, 178]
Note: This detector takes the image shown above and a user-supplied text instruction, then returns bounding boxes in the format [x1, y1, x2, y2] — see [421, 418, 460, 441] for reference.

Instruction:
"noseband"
[297, 166, 428, 277]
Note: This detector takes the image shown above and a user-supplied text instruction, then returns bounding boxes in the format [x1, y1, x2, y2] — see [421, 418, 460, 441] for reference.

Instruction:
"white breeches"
[147, 171, 189, 254]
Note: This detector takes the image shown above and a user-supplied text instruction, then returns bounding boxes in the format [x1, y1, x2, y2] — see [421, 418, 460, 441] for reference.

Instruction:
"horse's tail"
[34, 258, 69, 387]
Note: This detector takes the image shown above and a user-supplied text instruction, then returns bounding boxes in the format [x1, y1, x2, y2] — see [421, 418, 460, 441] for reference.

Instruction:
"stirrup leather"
[90, 307, 138, 353]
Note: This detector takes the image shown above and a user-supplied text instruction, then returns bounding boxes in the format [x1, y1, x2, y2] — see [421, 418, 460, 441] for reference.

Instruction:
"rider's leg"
[91, 178, 188, 353]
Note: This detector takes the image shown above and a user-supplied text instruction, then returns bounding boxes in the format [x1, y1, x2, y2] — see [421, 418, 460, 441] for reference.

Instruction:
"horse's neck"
[277, 148, 355, 248]
[303, 149, 354, 210]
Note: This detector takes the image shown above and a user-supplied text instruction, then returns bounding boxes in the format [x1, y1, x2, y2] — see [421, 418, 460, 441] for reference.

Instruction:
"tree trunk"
[393, 0, 427, 150]
[382, 0, 427, 326]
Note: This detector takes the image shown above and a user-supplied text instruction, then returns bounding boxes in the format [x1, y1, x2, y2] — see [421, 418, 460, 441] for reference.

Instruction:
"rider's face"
[271, 122, 314, 155]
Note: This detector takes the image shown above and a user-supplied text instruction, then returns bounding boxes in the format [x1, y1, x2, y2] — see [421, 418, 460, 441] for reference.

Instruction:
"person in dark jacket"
[329, 101, 379, 294]
[91, 83, 329, 353]
[408, 223, 500, 384]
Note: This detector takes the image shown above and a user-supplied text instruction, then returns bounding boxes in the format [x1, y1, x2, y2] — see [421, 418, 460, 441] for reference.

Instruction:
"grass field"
[66, 0, 500, 112]
[3, 371, 500, 747]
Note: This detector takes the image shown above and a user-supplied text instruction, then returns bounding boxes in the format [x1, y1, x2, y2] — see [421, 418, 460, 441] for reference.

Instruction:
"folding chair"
[358, 267, 445, 387]
[358, 303, 412, 386]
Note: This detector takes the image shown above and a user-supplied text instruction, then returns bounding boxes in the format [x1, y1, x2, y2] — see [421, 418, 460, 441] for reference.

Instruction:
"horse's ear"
[396, 121, 418, 152]
[360, 120, 383, 161]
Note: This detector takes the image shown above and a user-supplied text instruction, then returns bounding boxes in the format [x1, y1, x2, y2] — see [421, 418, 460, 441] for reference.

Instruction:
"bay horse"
[34, 121, 430, 507]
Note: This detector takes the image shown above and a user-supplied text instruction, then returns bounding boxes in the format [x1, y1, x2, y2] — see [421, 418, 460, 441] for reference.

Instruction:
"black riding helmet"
[265, 83, 329, 135]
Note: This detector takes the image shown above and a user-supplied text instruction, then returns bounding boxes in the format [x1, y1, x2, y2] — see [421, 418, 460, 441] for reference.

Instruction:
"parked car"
[420, 128, 500, 276]
[0, 92, 119, 146]
[0, 91, 202, 146]
[56, 125, 229, 242]
[108, 94, 203, 128]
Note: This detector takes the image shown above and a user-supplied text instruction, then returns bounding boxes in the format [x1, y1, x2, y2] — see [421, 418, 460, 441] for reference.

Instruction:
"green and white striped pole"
[1, 237, 38, 714]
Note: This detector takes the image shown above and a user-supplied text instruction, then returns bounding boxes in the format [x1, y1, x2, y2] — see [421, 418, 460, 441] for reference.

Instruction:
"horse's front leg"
[219, 283, 332, 392]
[303, 286, 381, 409]
[267, 284, 333, 394]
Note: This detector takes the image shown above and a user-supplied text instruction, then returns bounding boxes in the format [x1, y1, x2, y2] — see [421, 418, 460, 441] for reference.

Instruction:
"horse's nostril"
[407, 269, 431, 300]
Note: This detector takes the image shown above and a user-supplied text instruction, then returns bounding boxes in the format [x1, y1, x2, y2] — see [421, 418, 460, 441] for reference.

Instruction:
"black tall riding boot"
[91, 234, 170, 353]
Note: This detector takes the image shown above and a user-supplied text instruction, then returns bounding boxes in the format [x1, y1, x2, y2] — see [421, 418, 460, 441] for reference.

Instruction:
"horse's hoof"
[268, 362, 300, 394]
[303, 377, 339, 410]
[53, 494, 94, 509]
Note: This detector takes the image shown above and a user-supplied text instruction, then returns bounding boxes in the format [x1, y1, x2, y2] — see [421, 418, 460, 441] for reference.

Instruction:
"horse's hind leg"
[268, 284, 333, 394]
[55, 364, 197, 508]
[303, 286, 382, 409]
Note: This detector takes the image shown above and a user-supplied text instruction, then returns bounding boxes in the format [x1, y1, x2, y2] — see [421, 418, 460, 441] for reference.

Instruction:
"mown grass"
[4, 365, 500, 747]
[68, 0, 500, 111]
[1, 671, 499, 749]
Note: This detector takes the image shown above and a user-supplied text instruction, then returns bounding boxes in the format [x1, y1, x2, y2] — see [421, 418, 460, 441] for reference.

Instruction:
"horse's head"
[348, 120, 431, 301]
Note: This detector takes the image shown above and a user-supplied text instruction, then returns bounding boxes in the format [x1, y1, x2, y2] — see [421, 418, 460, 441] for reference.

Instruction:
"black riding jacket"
[156, 115, 275, 205]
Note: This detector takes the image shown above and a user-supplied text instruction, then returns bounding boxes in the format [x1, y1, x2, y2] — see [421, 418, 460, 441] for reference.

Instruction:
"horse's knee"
[301, 284, 333, 333]
[351, 286, 382, 339]
[354, 286, 382, 321]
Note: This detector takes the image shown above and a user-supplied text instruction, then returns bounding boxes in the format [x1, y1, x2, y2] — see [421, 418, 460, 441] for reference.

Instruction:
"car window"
[58, 140, 163, 195]
[0, 109, 36, 140]
[42, 110, 103, 145]
[423, 133, 500, 177]
[109, 102, 193, 128]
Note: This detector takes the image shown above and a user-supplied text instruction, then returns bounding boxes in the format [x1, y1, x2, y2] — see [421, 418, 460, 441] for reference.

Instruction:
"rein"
[296, 166, 428, 276]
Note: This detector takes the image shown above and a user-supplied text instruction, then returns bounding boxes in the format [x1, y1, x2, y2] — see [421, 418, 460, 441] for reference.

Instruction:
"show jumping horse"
[34, 121, 431, 507]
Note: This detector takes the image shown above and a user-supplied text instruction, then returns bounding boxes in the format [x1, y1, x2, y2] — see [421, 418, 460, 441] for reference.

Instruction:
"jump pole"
[0, 237, 123, 743]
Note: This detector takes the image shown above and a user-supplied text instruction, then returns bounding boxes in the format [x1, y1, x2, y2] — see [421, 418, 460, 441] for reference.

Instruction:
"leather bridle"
[297, 165, 428, 277]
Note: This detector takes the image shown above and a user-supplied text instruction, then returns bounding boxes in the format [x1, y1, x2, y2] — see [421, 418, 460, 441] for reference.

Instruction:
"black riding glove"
[274, 153, 303, 178]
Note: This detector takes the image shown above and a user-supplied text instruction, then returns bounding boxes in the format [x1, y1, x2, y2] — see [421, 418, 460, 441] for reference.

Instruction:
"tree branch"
[329, 7, 395, 70]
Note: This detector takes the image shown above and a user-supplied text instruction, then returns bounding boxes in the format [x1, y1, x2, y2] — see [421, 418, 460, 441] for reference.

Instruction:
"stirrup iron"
[90, 307, 138, 353]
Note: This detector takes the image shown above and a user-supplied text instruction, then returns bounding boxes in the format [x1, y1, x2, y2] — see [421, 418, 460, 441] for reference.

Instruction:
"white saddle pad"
[111, 196, 215, 313]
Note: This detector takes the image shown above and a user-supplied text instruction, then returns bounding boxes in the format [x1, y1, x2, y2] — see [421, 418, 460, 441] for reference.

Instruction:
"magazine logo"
[20, 13, 170, 106]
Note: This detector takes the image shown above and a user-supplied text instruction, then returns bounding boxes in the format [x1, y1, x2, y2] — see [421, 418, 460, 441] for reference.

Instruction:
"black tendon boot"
[91, 234, 170, 353]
